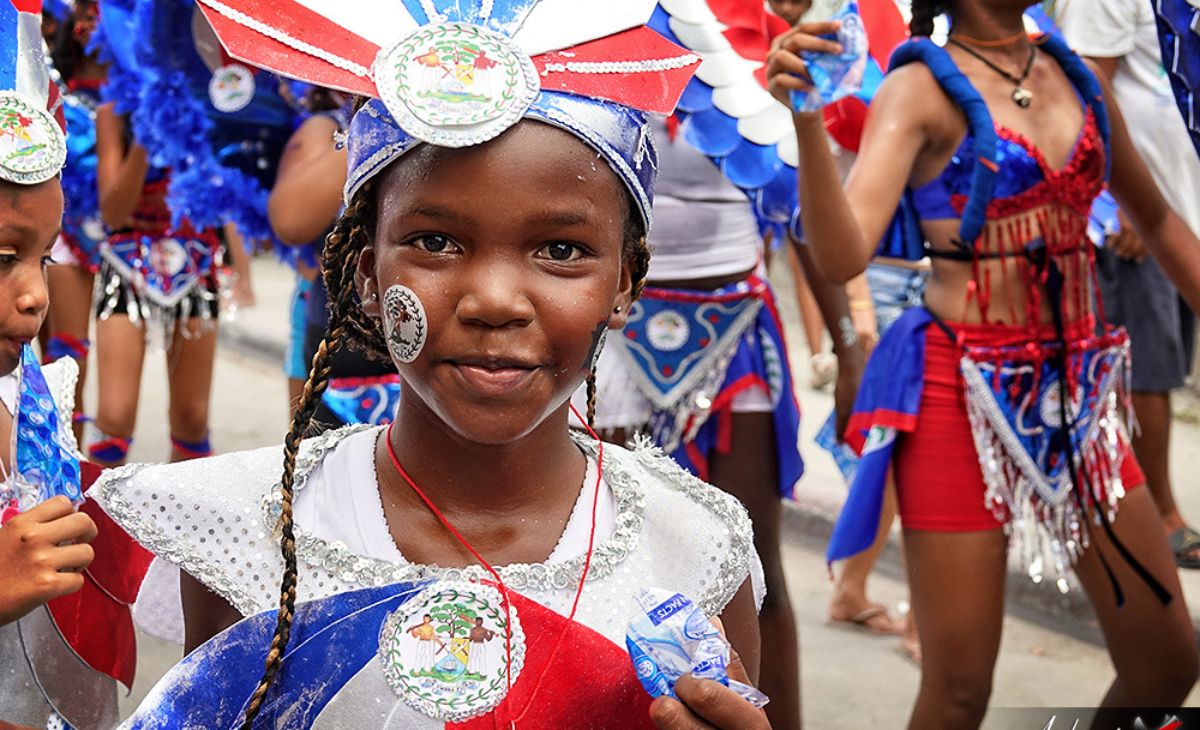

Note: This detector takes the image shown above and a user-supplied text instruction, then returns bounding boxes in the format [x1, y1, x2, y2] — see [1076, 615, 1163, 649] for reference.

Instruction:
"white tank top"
[646, 118, 762, 281]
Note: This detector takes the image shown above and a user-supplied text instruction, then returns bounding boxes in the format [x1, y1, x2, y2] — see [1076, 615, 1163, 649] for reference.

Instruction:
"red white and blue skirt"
[95, 223, 224, 344]
[597, 274, 804, 497]
[828, 306, 1144, 590]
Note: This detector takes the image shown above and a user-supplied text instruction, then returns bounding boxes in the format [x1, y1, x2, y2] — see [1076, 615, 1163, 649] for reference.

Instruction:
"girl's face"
[767, 0, 812, 26]
[0, 180, 62, 375]
[359, 122, 634, 445]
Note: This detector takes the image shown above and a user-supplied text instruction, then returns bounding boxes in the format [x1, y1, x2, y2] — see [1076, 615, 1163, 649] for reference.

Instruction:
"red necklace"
[383, 404, 604, 727]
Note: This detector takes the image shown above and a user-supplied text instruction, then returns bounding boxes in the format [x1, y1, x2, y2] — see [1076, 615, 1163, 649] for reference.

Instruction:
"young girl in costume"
[771, 0, 1200, 725]
[97, 3, 769, 728]
[88, 101, 223, 466]
[0, 137, 102, 730]
[1, 6, 151, 726]
[44, 0, 105, 445]
[269, 88, 401, 428]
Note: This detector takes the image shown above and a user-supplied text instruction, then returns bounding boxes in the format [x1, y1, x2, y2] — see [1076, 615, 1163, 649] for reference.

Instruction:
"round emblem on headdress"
[208, 64, 256, 114]
[378, 581, 524, 722]
[374, 22, 540, 148]
[647, 309, 690, 352]
[0, 91, 66, 185]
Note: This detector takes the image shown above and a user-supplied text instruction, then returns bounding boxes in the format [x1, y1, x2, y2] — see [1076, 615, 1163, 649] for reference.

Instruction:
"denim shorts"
[866, 262, 929, 335]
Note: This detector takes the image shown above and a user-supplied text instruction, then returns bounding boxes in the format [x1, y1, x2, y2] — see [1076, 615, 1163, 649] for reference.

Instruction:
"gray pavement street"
[100, 255, 1200, 726]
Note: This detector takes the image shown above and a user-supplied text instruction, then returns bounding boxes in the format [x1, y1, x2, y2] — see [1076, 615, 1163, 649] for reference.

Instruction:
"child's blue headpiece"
[195, 0, 701, 229]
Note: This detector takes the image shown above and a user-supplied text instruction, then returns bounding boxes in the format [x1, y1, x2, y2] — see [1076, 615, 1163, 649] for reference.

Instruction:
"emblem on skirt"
[208, 64, 256, 113]
[378, 581, 525, 722]
[0, 91, 66, 185]
[646, 309, 690, 352]
[374, 22, 540, 148]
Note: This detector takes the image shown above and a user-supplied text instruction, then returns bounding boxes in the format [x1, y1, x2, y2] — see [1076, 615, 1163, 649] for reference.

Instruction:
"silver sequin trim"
[625, 435, 755, 617]
[94, 461, 264, 616]
[265, 427, 648, 595]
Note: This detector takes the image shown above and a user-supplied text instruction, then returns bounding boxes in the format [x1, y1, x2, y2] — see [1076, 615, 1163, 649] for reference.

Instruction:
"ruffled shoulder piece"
[93, 425, 756, 624]
[614, 434, 757, 615]
[91, 427, 372, 617]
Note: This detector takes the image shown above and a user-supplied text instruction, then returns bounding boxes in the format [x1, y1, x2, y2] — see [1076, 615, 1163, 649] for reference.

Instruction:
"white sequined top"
[93, 425, 762, 647]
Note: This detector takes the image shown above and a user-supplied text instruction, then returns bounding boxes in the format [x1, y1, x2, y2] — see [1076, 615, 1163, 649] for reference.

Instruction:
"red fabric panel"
[532, 27, 699, 115]
[45, 462, 153, 688]
[198, 0, 379, 96]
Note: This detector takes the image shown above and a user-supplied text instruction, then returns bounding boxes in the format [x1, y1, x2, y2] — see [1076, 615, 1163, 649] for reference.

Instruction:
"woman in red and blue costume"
[770, 0, 1200, 725]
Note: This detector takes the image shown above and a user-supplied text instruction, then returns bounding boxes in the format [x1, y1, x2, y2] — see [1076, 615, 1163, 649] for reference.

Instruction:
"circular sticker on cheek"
[382, 285, 428, 364]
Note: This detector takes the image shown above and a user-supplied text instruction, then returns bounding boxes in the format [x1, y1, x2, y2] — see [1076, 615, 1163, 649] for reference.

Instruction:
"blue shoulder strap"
[1035, 33, 1112, 179]
[887, 36, 1113, 246]
[889, 38, 999, 247]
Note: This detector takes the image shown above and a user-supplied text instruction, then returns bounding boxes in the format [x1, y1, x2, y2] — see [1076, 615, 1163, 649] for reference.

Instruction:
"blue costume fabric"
[321, 376, 403, 427]
[1155, 0, 1200, 159]
[59, 84, 104, 271]
[121, 581, 431, 728]
[3, 346, 83, 512]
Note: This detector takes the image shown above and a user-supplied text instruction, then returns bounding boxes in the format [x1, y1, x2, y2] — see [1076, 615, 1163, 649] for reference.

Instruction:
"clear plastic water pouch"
[789, 3, 868, 113]
[626, 588, 768, 708]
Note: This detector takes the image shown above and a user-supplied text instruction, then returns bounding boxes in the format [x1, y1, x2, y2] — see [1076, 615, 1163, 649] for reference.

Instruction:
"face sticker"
[583, 320, 608, 373]
[382, 284, 428, 364]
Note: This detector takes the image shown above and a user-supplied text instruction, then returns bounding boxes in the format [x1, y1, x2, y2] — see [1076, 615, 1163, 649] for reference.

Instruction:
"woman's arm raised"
[768, 26, 931, 283]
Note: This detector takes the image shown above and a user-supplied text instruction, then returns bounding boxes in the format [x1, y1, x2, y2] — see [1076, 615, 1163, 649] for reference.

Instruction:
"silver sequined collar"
[264, 425, 648, 595]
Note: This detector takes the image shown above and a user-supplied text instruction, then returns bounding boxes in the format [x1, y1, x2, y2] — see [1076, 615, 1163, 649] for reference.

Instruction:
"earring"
[370, 292, 379, 301]
[613, 306, 622, 313]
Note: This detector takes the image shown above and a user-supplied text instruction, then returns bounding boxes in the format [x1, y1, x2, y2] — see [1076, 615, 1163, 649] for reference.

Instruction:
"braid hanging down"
[240, 184, 376, 727]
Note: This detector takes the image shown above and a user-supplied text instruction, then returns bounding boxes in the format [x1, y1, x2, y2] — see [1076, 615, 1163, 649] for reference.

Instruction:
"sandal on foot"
[829, 605, 902, 636]
[1168, 527, 1200, 569]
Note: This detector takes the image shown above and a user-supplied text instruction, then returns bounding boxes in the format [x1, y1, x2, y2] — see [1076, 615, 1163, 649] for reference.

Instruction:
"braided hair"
[909, 0, 950, 37]
[240, 153, 651, 727]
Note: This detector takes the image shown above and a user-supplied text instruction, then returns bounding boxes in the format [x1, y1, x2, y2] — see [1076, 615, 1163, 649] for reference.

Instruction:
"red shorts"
[894, 319, 1145, 532]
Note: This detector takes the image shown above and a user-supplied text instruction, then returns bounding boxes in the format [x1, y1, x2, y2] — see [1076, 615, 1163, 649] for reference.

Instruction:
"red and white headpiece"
[194, 0, 703, 226]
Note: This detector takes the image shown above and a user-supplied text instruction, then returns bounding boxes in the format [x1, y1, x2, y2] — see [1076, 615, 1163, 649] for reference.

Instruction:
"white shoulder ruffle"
[93, 425, 758, 627]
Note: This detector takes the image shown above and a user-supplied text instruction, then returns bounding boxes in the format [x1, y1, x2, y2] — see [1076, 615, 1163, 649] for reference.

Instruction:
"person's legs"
[903, 528, 1008, 730]
[223, 223, 255, 309]
[166, 319, 218, 462]
[91, 315, 146, 466]
[46, 265, 95, 443]
[1071, 486, 1198, 725]
[829, 476, 902, 634]
[709, 411, 800, 730]
[1129, 391, 1188, 531]
[1129, 386, 1200, 565]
